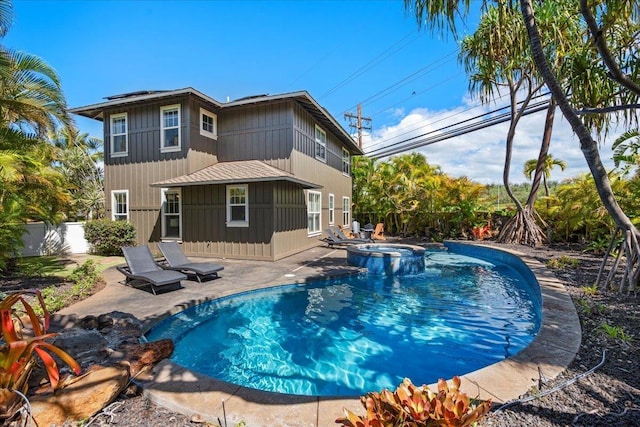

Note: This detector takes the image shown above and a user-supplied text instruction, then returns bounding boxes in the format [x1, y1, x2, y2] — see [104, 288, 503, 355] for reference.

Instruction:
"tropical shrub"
[336, 377, 491, 427]
[0, 290, 81, 419]
[37, 260, 101, 314]
[84, 219, 136, 255]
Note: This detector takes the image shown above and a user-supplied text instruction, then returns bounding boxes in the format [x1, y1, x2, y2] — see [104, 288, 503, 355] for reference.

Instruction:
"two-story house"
[70, 88, 363, 261]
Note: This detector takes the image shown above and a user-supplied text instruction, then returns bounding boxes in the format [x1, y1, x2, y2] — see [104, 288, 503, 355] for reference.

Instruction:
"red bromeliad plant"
[336, 377, 492, 427]
[0, 290, 81, 418]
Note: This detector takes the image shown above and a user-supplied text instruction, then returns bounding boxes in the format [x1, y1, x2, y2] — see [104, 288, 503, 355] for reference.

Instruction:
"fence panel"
[21, 222, 89, 256]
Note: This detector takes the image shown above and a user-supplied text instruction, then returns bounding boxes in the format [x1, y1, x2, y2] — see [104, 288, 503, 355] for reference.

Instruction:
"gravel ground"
[6, 242, 640, 426]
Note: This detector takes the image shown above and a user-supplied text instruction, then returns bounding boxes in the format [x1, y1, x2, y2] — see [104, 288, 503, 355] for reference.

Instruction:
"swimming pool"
[145, 244, 542, 397]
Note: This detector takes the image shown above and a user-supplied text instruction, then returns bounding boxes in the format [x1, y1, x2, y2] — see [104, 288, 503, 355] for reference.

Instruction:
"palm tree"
[524, 154, 567, 202]
[459, 2, 549, 246]
[404, 0, 640, 292]
[612, 129, 640, 175]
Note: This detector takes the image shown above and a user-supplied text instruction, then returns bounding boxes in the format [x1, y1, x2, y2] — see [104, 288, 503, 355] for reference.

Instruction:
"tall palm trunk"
[520, 0, 640, 291]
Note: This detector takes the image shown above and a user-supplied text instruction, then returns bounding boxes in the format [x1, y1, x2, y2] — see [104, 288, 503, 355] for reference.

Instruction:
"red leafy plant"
[0, 290, 81, 419]
[336, 377, 491, 427]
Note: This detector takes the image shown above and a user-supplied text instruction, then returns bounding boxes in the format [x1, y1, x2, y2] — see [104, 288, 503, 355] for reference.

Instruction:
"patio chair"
[331, 226, 372, 243]
[372, 223, 386, 240]
[157, 241, 224, 283]
[117, 246, 187, 295]
[323, 228, 365, 247]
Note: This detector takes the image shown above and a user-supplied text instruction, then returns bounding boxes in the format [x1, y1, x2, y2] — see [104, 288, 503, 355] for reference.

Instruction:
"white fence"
[21, 222, 89, 256]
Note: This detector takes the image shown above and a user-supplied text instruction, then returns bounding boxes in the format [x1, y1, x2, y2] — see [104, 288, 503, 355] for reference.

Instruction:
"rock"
[124, 339, 174, 377]
[50, 328, 109, 368]
[30, 366, 129, 426]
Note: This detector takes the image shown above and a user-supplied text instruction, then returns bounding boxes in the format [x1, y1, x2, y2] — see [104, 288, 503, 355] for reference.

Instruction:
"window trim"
[342, 148, 351, 176]
[111, 190, 129, 221]
[226, 184, 249, 228]
[328, 193, 335, 225]
[110, 113, 128, 157]
[160, 104, 181, 153]
[161, 188, 182, 239]
[200, 107, 218, 140]
[314, 125, 327, 162]
[342, 196, 350, 227]
[307, 190, 322, 235]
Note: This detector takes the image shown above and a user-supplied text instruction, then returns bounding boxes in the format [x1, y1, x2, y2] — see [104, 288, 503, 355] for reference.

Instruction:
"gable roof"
[150, 160, 321, 189]
[69, 87, 363, 155]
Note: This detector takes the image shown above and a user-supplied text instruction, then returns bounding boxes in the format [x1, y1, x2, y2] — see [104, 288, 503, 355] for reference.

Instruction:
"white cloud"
[363, 99, 618, 184]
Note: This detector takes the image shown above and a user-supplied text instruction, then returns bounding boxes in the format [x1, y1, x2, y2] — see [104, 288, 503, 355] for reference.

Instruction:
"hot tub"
[346, 243, 426, 275]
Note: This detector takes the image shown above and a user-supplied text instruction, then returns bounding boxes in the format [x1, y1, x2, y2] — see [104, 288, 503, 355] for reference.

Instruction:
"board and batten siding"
[105, 160, 189, 245]
[105, 97, 189, 165]
[217, 100, 293, 171]
[176, 180, 312, 260]
[187, 97, 219, 172]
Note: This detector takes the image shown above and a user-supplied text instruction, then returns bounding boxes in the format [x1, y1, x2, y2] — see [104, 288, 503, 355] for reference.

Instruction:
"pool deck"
[56, 241, 581, 427]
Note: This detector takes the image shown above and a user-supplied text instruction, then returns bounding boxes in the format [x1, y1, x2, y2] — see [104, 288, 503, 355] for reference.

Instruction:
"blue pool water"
[145, 246, 541, 397]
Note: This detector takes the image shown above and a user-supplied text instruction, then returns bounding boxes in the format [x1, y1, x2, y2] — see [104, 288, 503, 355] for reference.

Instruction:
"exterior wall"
[175, 181, 311, 261]
[218, 100, 293, 171]
[187, 97, 219, 172]
[105, 161, 189, 245]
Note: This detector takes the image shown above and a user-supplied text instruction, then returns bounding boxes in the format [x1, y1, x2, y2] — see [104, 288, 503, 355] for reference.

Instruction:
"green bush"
[84, 219, 136, 256]
[37, 259, 102, 314]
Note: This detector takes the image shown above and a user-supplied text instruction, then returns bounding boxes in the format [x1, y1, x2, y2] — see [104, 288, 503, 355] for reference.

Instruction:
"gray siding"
[175, 181, 314, 261]
[218, 100, 293, 172]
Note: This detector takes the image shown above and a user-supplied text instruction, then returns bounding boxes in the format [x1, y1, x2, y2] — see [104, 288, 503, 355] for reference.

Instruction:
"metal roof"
[150, 160, 321, 189]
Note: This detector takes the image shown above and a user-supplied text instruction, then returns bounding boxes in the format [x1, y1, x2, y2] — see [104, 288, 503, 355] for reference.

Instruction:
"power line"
[366, 91, 550, 152]
[367, 96, 553, 158]
[319, 31, 423, 100]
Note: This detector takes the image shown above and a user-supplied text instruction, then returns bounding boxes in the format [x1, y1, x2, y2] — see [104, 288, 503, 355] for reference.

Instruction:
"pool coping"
[136, 242, 581, 426]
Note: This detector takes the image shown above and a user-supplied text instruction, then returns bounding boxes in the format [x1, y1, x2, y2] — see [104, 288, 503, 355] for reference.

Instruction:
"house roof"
[69, 87, 363, 155]
[150, 160, 321, 189]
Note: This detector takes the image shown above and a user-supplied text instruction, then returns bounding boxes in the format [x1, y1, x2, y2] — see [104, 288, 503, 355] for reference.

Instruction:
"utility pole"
[344, 104, 372, 149]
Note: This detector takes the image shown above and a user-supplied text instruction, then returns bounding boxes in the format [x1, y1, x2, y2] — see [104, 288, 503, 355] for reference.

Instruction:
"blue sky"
[5, 0, 616, 183]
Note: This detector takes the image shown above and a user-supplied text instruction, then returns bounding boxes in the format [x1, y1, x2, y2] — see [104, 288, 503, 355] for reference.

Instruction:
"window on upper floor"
[110, 113, 128, 157]
[307, 190, 322, 235]
[161, 104, 181, 152]
[200, 107, 218, 139]
[342, 196, 350, 227]
[111, 190, 129, 221]
[161, 188, 181, 239]
[227, 184, 249, 227]
[315, 125, 326, 162]
[342, 148, 351, 175]
[328, 193, 335, 225]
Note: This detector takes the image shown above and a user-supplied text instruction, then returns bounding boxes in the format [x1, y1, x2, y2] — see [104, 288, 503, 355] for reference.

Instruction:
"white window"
[315, 125, 326, 162]
[342, 197, 350, 226]
[227, 184, 248, 227]
[328, 194, 335, 225]
[307, 190, 322, 234]
[111, 190, 129, 221]
[110, 113, 127, 156]
[161, 188, 181, 239]
[342, 148, 351, 175]
[161, 104, 181, 152]
[200, 107, 218, 139]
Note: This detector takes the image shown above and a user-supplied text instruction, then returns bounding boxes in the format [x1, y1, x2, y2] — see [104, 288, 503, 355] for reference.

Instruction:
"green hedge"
[84, 220, 136, 256]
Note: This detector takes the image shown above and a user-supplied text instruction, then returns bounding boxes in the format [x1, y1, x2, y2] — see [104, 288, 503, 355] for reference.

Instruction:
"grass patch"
[17, 255, 122, 278]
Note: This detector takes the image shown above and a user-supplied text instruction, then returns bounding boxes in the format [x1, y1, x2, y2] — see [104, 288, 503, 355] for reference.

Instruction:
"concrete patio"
[55, 242, 581, 427]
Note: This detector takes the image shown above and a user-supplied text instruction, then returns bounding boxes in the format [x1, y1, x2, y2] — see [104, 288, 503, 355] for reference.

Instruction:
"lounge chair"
[323, 228, 366, 247]
[117, 246, 186, 295]
[372, 223, 386, 240]
[157, 241, 224, 283]
[331, 226, 372, 243]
